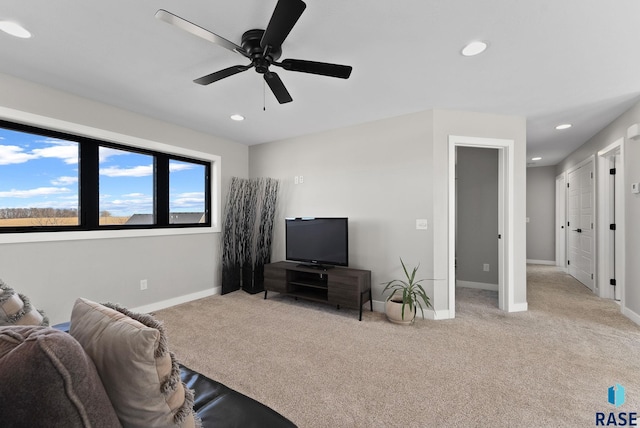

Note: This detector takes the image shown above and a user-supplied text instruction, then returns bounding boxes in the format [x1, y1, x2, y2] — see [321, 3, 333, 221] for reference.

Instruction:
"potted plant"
[382, 258, 432, 325]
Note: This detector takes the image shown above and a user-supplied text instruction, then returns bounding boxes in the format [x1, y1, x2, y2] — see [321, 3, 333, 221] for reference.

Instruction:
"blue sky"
[0, 127, 205, 217]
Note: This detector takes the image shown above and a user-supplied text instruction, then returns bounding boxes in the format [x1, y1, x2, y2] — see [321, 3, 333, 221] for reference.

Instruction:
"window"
[0, 119, 212, 233]
[169, 159, 207, 224]
[0, 126, 79, 228]
[99, 147, 154, 226]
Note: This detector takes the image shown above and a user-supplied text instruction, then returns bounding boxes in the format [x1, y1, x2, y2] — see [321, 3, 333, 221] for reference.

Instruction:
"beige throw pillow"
[0, 279, 48, 326]
[69, 298, 198, 428]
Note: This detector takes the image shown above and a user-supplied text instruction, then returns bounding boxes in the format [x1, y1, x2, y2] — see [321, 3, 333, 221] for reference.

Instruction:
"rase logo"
[596, 384, 637, 426]
[610, 384, 626, 408]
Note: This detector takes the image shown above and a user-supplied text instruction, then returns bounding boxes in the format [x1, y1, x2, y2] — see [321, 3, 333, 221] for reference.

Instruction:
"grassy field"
[0, 217, 130, 227]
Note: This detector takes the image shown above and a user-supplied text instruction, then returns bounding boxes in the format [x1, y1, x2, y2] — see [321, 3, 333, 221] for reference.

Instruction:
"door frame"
[597, 138, 625, 303]
[555, 172, 567, 272]
[448, 135, 515, 315]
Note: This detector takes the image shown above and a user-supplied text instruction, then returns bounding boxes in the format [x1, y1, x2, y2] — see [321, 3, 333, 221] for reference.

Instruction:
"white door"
[555, 173, 566, 270]
[567, 161, 595, 290]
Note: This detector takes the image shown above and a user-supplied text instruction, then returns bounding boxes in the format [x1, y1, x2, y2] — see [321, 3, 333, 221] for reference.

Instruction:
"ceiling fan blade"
[260, 0, 306, 51]
[155, 9, 249, 58]
[278, 59, 352, 79]
[264, 72, 293, 104]
[194, 65, 252, 85]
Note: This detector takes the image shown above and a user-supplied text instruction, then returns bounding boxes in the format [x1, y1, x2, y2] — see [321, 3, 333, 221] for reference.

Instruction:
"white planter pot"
[385, 298, 416, 325]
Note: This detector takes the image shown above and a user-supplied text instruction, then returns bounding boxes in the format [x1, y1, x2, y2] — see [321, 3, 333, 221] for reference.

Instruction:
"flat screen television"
[285, 217, 348, 268]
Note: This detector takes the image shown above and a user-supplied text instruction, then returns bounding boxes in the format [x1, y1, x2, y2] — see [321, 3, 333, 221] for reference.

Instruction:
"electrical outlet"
[140, 279, 148, 290]
[299, 175, 304, 184]
[294, 176, 299, 185]
[483, 264, 490, 272]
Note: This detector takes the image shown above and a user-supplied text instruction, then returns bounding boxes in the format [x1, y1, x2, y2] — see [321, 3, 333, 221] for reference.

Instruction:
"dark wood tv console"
[263, 261, 372, 321]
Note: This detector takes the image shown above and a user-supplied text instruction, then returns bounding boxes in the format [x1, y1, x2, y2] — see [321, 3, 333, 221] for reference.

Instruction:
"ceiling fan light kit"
[156, 0, 352, 104]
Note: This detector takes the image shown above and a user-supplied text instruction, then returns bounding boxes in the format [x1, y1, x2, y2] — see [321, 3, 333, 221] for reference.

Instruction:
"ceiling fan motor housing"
[242, 29, 281, 73]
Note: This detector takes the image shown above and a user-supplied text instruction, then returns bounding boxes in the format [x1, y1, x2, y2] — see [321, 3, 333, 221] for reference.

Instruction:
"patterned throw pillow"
[0, 279, 49, 326]
[69, 297, 199, 428]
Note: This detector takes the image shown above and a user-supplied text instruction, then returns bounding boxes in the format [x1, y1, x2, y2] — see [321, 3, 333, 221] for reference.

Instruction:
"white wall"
[526, 166, 556, 263]
[250, 109, 527, 317]
[0, 73, 248, 324]
[556, 99, 640, 324]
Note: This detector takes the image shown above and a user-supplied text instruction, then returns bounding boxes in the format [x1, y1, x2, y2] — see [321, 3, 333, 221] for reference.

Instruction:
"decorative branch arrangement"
[221, 177, 280, 294]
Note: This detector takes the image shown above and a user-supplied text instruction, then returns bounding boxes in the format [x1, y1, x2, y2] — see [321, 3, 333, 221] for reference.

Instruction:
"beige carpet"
[155, 265, 640, 427]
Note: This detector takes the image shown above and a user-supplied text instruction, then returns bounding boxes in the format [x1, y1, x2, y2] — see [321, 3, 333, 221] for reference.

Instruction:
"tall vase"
[222, 263, 241, 295]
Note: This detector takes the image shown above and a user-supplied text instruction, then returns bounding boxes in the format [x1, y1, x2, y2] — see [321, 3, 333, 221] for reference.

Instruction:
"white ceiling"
[1, 0, 639, 167]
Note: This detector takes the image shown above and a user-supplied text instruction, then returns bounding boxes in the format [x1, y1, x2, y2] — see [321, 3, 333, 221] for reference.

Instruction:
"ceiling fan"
[155, 0, 353, 104]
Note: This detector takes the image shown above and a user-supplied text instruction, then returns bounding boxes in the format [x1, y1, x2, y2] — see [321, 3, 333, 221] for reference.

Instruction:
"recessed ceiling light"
[230, 114, 245, 121]
[461, 41, 487, 57]
[555, 123, 572, 130]
[531, 157, 542, 161]
[0, 21, 31, 39]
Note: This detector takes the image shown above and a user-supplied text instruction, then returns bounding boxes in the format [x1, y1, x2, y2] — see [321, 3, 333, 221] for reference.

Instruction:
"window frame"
[0, 108, 220, 243]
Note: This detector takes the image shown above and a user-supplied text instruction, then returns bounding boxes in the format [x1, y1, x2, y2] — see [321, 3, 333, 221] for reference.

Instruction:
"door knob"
[572, 228, 582, 233]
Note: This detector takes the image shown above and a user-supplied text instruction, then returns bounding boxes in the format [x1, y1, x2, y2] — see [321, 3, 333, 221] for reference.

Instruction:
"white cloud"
[0, 187, 71, 198]
[51, 176, 78, 186]
[101, 194, 153, 216]
[1, 139, 78, 165]
[98, 147, 130, 163]
[171, 192, 204, 208]
[169, 162, 195, 172]
[99, 164, 153, 177]
[0, 145, 37, 165]
[31, 139, 78, 165]
[122, 193, 145, 197]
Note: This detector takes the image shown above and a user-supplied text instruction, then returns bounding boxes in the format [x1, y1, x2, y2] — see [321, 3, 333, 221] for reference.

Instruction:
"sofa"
[0, 293, 296, 428]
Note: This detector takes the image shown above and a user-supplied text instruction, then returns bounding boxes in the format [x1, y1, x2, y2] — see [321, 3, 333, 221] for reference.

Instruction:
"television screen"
[285, 217, 348, 267]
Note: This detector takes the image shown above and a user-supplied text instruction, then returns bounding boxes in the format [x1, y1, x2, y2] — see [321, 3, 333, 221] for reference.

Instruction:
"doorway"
[455, 147, 499, 296]
[448, 135, 515, 316]
[597, 139, 625, 303]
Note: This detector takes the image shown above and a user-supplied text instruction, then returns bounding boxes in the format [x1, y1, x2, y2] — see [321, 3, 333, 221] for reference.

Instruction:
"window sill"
[0, 225, 219, 244]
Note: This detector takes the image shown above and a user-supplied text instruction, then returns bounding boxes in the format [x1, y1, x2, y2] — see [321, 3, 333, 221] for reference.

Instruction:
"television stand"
[296, 263, 334, 271]
[264, 261, 372, 321]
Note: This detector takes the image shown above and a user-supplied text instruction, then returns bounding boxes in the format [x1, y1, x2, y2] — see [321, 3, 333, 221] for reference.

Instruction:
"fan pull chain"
[263, 80, 266, 111]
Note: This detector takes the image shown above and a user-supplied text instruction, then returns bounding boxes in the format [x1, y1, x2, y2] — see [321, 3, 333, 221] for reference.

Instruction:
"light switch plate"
[632, 182, 640, 194]
[416, 219, 428, 230]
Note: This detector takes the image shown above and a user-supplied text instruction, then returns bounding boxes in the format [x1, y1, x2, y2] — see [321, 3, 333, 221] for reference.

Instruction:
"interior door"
[567, 161, 595, 290]
[555, 173, 566, 270]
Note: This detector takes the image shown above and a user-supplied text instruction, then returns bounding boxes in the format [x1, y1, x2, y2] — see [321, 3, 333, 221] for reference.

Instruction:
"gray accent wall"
[526, 166, 556, 262]
[557, 100, 640, 324]
[456, 147, 499, 285]
[0, 73, 248, 324]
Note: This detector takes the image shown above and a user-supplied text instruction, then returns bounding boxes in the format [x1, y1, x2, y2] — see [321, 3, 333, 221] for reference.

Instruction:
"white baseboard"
[372, 299, 385, 313]
[131, 287, 219, 315]
[526, 259, 556, 265]
[508, 302, 528, 312]
[456, 280, 498, 292]
[433, 309, 453, 320]
[623, 305, 640, 327]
